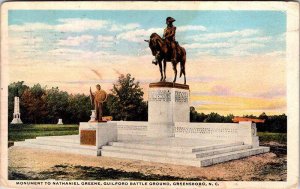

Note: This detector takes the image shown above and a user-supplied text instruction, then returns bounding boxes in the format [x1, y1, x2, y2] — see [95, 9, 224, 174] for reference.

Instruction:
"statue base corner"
[149, 82, 189, 90]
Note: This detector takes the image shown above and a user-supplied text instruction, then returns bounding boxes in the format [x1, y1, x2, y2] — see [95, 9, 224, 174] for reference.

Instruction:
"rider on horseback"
[152, 17, 177, 65]
[164, 17, 177, 62]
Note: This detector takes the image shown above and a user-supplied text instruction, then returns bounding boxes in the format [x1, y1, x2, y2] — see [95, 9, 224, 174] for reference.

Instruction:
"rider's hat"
[166, 17, 176, 23]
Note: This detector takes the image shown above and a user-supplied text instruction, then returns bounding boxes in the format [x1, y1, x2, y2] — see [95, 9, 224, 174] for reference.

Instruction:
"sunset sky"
[7, 10, 286, 116]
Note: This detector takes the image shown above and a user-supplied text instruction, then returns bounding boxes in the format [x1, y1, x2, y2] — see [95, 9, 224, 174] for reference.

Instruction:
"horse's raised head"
[150, 33, 160, 39]
[146, 33, 163, 56]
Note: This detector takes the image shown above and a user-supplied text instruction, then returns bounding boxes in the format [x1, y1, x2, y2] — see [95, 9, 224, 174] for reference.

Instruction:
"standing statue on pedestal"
[90, 84, 107, 122]
[144, 17, 187, 84]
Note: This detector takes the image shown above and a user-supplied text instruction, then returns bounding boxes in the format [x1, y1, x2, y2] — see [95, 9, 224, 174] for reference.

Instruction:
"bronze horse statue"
[145, 33, 187, 84]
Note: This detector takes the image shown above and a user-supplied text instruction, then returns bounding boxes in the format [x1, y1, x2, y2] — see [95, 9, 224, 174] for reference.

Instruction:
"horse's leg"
[181, 51, 187, 84]
[180, 60, 186, 84]
[172, 62, 177, 83]
[183, 65, 186, 85]
[159, 61, 163, 81]
[163, 60, 167, 81]
[184, 70, 186, 84]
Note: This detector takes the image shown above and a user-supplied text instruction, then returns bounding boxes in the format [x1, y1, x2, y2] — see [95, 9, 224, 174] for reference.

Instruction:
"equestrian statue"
[145, 17, 187, 84]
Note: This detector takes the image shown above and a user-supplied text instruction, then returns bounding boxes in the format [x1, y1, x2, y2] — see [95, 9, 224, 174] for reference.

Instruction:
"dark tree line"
[8, 74, 148, 124]
[8, 82, 92, 124]
[190, 107, 234, 123]
[190, 106, 287, 133]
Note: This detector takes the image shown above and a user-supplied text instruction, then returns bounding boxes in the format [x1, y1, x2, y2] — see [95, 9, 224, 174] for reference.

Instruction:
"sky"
[7, 10, 286, 116]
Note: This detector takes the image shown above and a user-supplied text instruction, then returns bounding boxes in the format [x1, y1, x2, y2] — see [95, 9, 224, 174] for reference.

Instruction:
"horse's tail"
[179, 47, 186, 78]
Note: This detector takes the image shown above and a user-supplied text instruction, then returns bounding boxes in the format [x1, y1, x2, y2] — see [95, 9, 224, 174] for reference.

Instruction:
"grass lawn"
[8, 124, 79, 142]
[257, 132, 287, 145]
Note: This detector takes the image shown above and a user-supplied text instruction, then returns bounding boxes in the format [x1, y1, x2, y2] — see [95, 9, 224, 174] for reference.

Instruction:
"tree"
[20, 84, 47, 123]
[107, 74, 148, 121]
[190, 107, 208, 122]
[259, 112, 268, 121]
[204, 112, 224, 122]
[67, 94, 92, 124]
[190, 106, 197, 122]
[44, 87, 69, 124]
[224, 114, 234, 123]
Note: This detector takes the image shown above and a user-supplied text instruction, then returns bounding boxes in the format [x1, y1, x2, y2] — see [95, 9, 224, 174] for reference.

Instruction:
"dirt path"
[8, 146, 286, 181]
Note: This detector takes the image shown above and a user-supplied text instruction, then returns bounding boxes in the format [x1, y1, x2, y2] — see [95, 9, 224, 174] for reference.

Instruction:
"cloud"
[110, 23, 140, 31]
[8, 35, 43, 47]
[190, 86, 234, 97]
[9, 19, 141, 34]
[211, 85, 233, 96]
[192, 85, 286, 100]
[255, 87, 286, 99]
[237, 36, 271, 43]
[117, 27, 161, 42]
[187, 76, 221, 83]
[177, 25, 207, 32]
[9, 23, 53, 32]
[9, 18, 109, 33]
[116, 25, 206, 42]
[183, 42, 231, 49]
[263, 51, 285, 57]
[97, 35, 116, 48]
[183, 29, 276, 57]
[55, 18, 109, 32]
[49, 79, 116, 85]
[191, 100, 235, 107]
[220, 43, 265, 56]
[57, 35, 94, 46]
[190, 29, 260, 41]
[48, 48, 86, 55]
[47, 48, 109, 62]
[97, 35, 115, 42]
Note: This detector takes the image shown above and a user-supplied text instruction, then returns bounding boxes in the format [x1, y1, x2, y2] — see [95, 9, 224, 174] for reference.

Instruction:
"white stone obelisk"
[11, 96, 23, 124]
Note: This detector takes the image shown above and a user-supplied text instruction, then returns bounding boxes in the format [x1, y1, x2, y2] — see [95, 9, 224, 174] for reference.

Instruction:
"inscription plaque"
[80, 130, 96, 146]
[175, 91, 188, 102]
[149, 90, 171, 102]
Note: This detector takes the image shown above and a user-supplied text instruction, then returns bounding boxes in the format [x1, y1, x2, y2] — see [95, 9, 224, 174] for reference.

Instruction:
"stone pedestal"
[57, 119, 63, 125]
[147, 82, 190, 137]
[79, 122, 117, 148]
[89, 110, 96, 122]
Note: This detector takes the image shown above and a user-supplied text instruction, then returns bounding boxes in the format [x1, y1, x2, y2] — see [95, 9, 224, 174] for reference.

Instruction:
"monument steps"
[107, 141, 244, 152]
[14, 142, 101, 156]
[101, 144, 252, 159]
[101, 146, 196, 159]
[14, 135, 101, 156]
[100, 142, 270, 167]
[100, 150, 201, 167]
[35, 136, 80, 143]
[13, 135, 270, 167]
[199, 146, 270, 166]
[23, 139, 98, 150]
[195, 144, 253, 158]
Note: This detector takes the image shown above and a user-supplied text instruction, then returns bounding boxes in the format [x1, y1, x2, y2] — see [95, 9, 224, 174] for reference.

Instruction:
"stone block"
[147, 82, 190, 137]
[79, 122, 117, 149]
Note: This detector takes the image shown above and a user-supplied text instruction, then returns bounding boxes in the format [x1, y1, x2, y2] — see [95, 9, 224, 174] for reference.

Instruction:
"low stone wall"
[110, 121, 148, 136]
[111, 121, 259, 147]
[175, 121, 259, 147]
